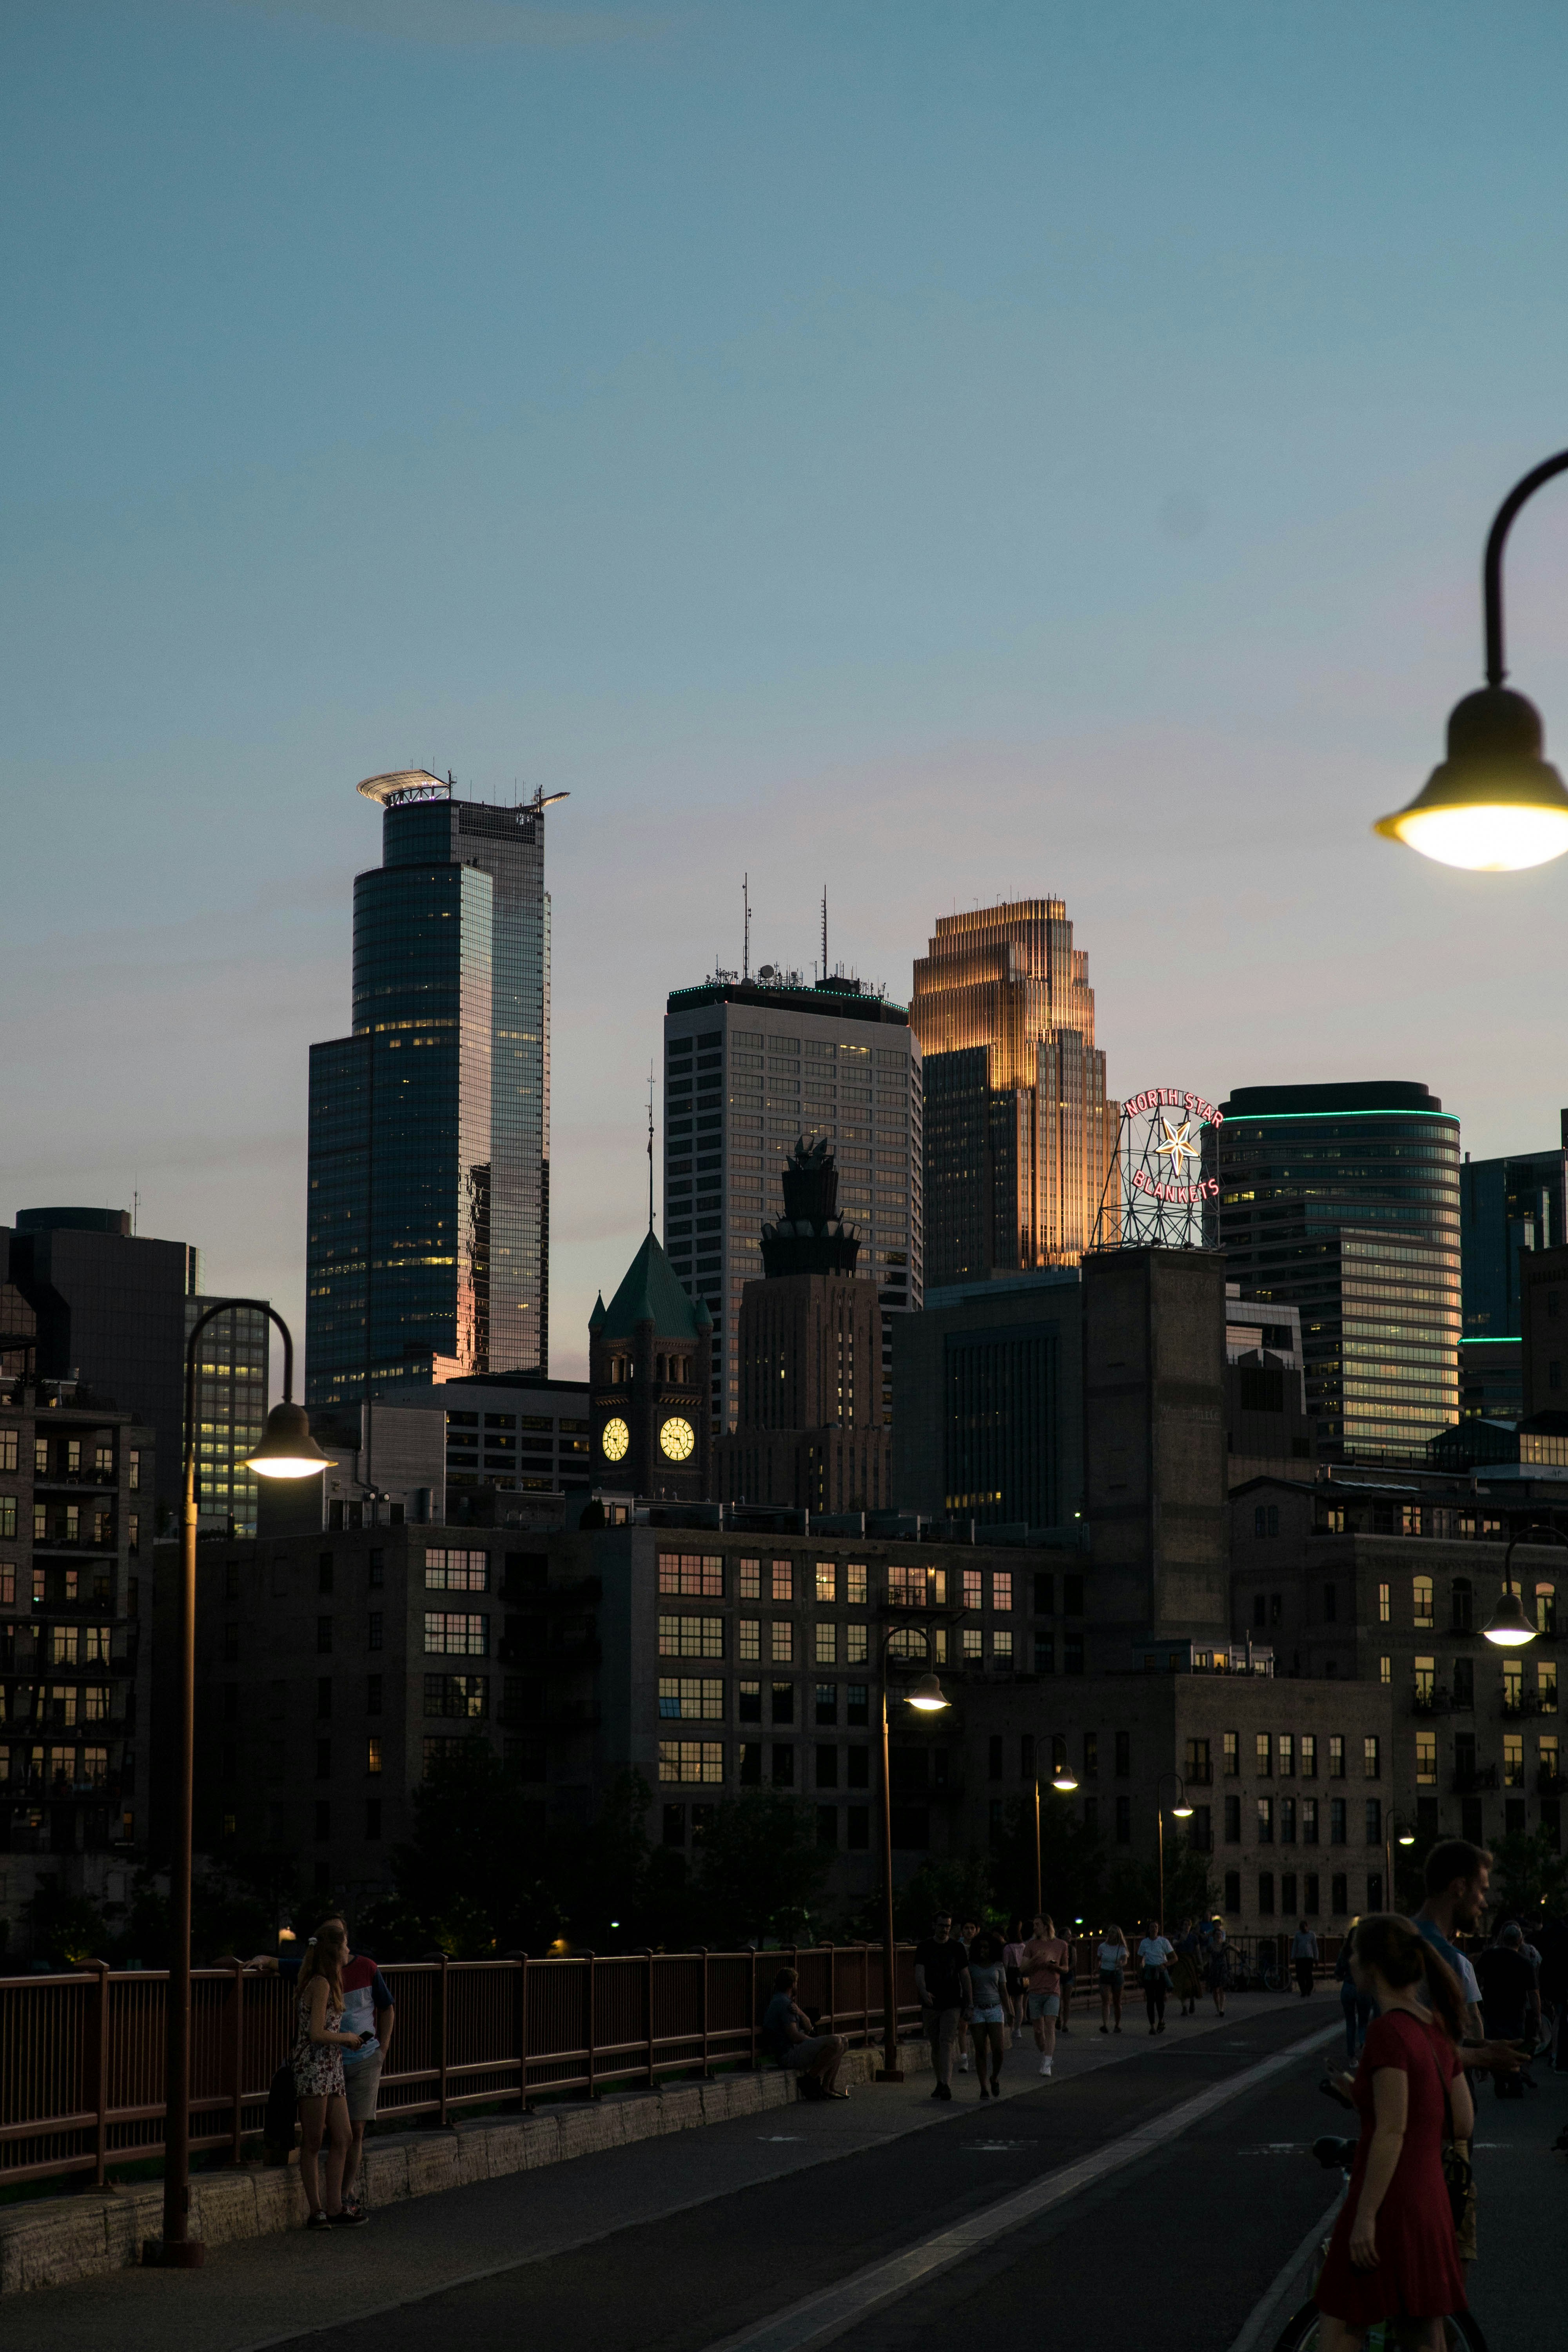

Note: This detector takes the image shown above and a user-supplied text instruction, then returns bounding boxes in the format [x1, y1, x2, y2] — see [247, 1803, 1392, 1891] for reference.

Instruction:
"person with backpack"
[292, 1920, 375, 2229]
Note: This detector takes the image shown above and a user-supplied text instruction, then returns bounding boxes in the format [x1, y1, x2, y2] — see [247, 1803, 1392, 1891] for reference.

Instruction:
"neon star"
[1155, 1117, 1201, 1178]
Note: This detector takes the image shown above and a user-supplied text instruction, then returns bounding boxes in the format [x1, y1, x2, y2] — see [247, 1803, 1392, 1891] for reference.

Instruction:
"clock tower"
[588, 1232, 713, 1499]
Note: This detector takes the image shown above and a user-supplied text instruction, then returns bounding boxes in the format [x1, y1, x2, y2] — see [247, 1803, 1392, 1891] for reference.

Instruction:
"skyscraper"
[662, 971, 922, 1434]
[307, 771, 554, 1411]
[1206, 1081, 1461, 1463]
[911, 900, 1117, 1286]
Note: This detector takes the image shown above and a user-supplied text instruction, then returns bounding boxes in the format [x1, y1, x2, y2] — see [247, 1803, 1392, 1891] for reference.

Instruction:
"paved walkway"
[15, 1992, 1565, 2351]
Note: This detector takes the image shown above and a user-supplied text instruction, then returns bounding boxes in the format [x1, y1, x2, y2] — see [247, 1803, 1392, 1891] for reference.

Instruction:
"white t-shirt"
[1097, 1941, 1126, 1971]
[1138, 1936, 1174, 1970]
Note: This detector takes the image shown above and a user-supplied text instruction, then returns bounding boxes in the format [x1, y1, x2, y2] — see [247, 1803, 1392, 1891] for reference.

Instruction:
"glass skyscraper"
[306, 774, 552, 1410]
[1205, 1081, 1461, 1463]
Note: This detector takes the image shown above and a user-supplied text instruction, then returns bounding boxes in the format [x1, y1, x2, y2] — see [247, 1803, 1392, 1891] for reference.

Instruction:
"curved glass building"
[306, 785, 551, 1410]
[1204, 1081, 1460, 1463]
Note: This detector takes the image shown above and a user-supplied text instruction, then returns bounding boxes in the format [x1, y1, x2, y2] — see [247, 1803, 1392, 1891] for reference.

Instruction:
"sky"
[5, 0, 1568, 1385]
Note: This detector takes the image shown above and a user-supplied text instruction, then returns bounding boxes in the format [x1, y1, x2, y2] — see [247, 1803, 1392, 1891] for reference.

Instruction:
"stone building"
[588, 1235, 713, 1503]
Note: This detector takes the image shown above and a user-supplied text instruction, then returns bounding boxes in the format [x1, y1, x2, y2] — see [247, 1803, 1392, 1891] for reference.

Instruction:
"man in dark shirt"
[914, 1913, 971, 2102]
[1475, 1922, 1536, 2045]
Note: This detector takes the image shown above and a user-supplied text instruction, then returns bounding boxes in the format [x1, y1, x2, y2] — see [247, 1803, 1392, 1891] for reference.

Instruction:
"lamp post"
[1155, 1772, 1193, 1931]
[876, 1592, 953, 2085]
[1383, 1813, 1417, 1914]
[145, 1303, 326, 2268]
[1483, 1522, 1566, 1646]
[1377, 450, 1568, 870]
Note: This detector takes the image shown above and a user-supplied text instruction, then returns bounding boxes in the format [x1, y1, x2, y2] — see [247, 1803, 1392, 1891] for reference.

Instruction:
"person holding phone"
[291, 1919, 374, 2229]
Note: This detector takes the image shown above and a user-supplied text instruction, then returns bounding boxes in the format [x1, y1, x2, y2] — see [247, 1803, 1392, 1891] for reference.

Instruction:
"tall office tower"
[662, 971, 922, 1434]
[1206, 1082, 1461, 1464]
[911, 900, 1117, 1287]
[307, 771, 554, 1412]
[3, 1208, 199, 1525]
[713, 1141, 892, 1512]
[1457, 1115, 1568, 1421]
[185, 1298, 270, 1537]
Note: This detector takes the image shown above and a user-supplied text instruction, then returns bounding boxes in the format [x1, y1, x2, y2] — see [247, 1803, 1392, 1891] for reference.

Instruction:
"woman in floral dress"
[292, 1919, 371, 2229]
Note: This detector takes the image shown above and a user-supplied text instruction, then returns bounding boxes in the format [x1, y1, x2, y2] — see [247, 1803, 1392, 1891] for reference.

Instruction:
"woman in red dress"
[1315, 1913, 1474, 2350]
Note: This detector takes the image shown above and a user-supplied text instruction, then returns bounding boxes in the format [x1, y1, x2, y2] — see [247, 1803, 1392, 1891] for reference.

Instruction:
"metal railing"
[0, 1944, 921, 2191]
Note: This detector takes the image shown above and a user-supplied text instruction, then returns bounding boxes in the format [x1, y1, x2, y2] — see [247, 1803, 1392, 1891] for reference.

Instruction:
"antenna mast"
[647, 1065, 655, 1234]
[821, 886, 828, 979]
[743, 873, 750, 981]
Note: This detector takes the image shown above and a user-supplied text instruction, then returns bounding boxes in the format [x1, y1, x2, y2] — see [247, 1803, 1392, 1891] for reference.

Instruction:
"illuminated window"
[992, 1572, 1013, 1613]
[771, 1560, 794, 1603]
[1363, 1737, 1381, 1781]
[961, 1626, 983, 1661]
[1379, 1655, 1392, 1684]
[993, 1630, 1013, 1664]
[1412, 1576, 1434, 1628]
[658, 1553, 724, 1597]
[1416, 1732, 1436, 1785]
[658, 1740, 724, 1785]
[423, 1549, 488, 1593]
[846, 1563, 868, 1604]
[1223, 1731, 1239, 1777]
[1278, 1735, 1294, 1778]
[771, 1621, 794, 1664]
[845, 1623, 868, 1664]
[1503, 1734, 1524, 1788]
[815, 1563, 837, 1603]
[1256, 1733, 1272, 1777]
[660, 1615, 725, 1661]
[815, 1622, 837, 1666]
[367, 1737, 382, 1774]
[738, 1558, 761, 1601]
[657, 1677, 724, 1721]
[1377, 1583, 1391, 1624]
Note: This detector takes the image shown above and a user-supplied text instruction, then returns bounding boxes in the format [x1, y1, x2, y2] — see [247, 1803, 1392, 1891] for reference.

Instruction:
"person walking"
[1097, 1924, 1128, 2033]
[915, 1913, 971, 2101]
[1020, 1913, 1071, 2078]
[955, 1918, 980, 2071]
[1314, 1914, 1473, 2350]
[1205, 1920, 1232, 2018]
[1137, 1920, 1174, 2034]
[1172, 1918, 1202, 2017]
[965, 1928, 1010, 2099]
[292, 1920, 373, 2230]
[1001, 1918, 1028, 2033]
[1291, 1920, 1320, 1998]
[1336, 1930, 1375, 2061]
[1413, 1837, 1526, 2079]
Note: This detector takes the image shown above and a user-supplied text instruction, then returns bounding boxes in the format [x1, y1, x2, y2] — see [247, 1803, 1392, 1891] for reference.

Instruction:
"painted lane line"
[1225, 2194, 1340, 2352]
[699, 2022, 1341, 2352]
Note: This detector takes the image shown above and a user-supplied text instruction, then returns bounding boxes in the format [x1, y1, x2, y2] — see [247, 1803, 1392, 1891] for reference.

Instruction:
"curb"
[0, 2039, 932, 2297]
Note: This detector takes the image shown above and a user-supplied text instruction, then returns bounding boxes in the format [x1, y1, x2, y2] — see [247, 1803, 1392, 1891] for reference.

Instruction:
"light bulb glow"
[1172, 1802, 1194, 1818]
[1381, 802, 1568, 871]
[247, 1452, 330, 1479]
[1483, 1621, 1535, 1647]
[1051, 1771, 1078, 1792]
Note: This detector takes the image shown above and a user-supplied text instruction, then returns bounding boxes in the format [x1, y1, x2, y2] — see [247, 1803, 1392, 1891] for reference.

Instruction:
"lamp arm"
[1501, 1520, 1568, 1585]
[1483, 450, 1568, 687]
[183, 1298, 296, 1496]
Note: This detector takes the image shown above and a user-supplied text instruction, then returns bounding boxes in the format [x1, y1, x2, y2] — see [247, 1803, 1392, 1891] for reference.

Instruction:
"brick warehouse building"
[184, 1508, 1389, 1934]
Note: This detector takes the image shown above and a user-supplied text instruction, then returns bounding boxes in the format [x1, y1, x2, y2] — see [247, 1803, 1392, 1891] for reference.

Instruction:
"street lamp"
[1376, 450, 1568, 871]
[876, 1617, 951, 2085]
[1155, 1772, 1192, 1930]
[146, 1303, 326, 2269]
[1050, 1738, 1078, 1793]
[1483, 1523, 1566, 1647]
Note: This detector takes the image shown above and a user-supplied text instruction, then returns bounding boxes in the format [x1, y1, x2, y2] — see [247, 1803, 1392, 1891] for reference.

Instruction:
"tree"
[688, 1791, 831, 1944]
[388, 1737, 564, 1955]
[24, 1876, 112, 1964]
[889, 1854, 997, 1940]
[1492, 1825, 1568, 1919]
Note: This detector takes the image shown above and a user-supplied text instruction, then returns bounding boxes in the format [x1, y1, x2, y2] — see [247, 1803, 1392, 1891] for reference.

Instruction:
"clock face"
[659, 1415, 695, 1463]
[600, 1416, 630, 1462]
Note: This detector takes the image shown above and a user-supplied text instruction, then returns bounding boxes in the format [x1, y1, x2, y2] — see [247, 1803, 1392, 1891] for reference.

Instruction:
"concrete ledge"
[0, 2038, 931, 2297]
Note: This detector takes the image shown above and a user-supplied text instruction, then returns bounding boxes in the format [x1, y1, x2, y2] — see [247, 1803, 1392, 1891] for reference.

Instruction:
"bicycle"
[1267, 2127, 1488, 2352]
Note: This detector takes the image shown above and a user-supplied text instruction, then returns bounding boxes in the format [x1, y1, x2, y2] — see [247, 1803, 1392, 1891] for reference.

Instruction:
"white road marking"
[698, 2022, 1340, 2352]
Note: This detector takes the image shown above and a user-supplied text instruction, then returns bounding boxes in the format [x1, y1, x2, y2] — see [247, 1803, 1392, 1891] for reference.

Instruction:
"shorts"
[1098, 1969, 1123, 1987]
[1026, 1992, 1060, 2022]
[970, 2005, 1005, 2025]
[779, 2034, 833, 2071]
[343, 2051, 383, 2125]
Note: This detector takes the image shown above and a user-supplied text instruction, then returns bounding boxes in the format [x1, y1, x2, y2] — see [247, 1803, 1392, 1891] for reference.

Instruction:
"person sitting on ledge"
[761, 1968, 850, 2098]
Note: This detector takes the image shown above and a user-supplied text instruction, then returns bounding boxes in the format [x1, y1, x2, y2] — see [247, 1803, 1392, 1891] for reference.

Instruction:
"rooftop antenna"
[647, 1064, 656, 1235]
[743, 873, 750, 981]
[132, 1185, 138, 1237]
[821, 886, 828, 980]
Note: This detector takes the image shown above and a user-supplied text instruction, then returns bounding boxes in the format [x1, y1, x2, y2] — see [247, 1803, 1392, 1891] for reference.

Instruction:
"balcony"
[1409, 1685, 1452, 1716]
[1183, 1761, 1214, 1786]
[32, 1470, 119, 1492]
[1452, 1764, 1499, 1795]
[1500, 1692, 1549, 1720]
[1538, 1769, 1566, 1797]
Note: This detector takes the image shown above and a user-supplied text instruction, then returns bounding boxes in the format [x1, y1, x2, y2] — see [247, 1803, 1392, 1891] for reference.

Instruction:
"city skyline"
[9, 3, 1568, 1379]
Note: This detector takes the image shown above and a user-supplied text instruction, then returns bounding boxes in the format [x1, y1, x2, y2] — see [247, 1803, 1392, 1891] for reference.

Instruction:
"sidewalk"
[4, 1991, 1312, 2346]
[1463, 2056, 1568, 2345]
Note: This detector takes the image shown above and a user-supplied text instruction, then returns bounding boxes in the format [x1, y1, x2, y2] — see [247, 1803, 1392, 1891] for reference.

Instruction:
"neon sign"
[1094, 1085, 1223, 1247]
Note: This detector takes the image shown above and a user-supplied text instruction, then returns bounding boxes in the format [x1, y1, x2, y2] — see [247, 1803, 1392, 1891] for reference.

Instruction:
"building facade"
[0, 1378, 153, 1950]
[911, 900, 1117, 1286]
[662, 974, 922, 1434]
[186, 1297, 270, 1539]
[1231, 1476, 1564, 1861]
[307, 775, 553, 1411]
[1461, 1120, 1568, 1342]
[1206, 1082, 1461, 1463]
[890, 1268, 1083, 1534]
[4, 1208, 199, 1526]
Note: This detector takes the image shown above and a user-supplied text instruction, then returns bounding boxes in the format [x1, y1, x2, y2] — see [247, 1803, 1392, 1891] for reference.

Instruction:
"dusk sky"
[5, 0, 1568, 1382]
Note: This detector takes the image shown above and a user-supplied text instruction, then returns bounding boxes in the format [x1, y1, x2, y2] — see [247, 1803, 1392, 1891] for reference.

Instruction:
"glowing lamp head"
[245, 1400, 330, 1479]
[1482, 1586, 1537, 1647]
[1376, 686, 1568, 871]
[1051, 1761, 1078, 1793]
[906, 1672, 949, 1713]
[1397, 1828, 1416, 1846]
[1171, 1798, 1194, 1819]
